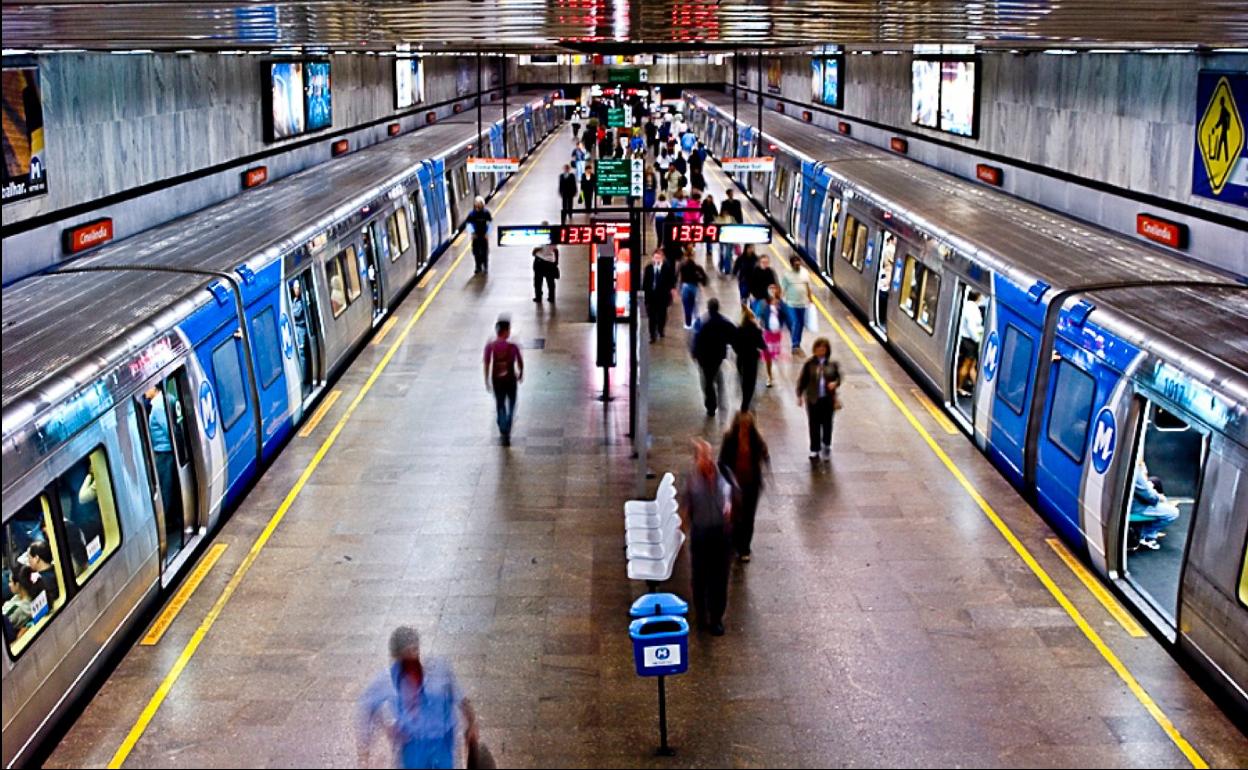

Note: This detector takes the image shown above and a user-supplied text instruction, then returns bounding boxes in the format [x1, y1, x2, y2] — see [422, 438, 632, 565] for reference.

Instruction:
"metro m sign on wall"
[63, 217, 114, 254]
[721, 157, 775, 173]
[1136, 213, 1188, 249]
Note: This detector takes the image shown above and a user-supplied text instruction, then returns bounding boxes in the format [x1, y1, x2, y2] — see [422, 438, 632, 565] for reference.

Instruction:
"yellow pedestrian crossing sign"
[1193, 73, 1246, 205]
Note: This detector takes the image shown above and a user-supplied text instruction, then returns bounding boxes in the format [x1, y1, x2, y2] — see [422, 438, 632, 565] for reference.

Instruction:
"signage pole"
[501, 53, 508, 141]
[756, 50, 764, 155]
[733, 50, 740, 152]
[476, 51, 484, 191]
[656, 675, 673, 756]
[628, 201, 641, 446]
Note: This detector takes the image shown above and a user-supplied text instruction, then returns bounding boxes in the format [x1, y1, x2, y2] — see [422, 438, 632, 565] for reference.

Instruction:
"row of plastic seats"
[626, 472, 685, 583]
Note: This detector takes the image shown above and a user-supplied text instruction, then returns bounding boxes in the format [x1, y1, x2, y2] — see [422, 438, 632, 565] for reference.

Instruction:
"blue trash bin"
[629, 615, 689, 677]
[630, 592, 689, 619]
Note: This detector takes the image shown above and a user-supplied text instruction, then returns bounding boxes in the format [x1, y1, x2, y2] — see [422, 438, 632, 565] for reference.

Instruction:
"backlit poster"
[2, 67, 48, 203]
[766, 57, 782, 94]
[910, 59, 940, 128]
[811, 58, 823, 102]
[456, 57, 472, 97]
[822, 58, 841, 108]
[304, 61, 332, 131]
[939, 60, 975, 136]
[270, 61, 305, 139]
[737, 58, 748, 86]
[396, 58, 425, 109]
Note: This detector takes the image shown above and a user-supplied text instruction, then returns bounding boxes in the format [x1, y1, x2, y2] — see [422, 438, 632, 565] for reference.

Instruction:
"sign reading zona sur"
[467, 157, 519, 173]
[721, 156, 775, 173]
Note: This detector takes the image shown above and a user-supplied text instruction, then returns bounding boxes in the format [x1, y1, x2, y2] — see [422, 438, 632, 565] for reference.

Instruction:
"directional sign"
[467, 157, 519, 173]
[721, 156, 775, 173]
[553, 98, 578, 107]
[1193, 72, 1246, 208]
[607, 107, 628, 128]
[596, 158, 633, 197]
[629, 157, 643, 196]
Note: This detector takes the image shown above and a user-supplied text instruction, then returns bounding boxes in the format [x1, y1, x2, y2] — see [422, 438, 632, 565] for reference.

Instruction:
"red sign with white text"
[332, 139, 349, 156]
[1136, 213, 1188, 249]
[975, 163, 1002, 186]
[242, 166, 268, 188]
[388, 122, 401, 136]
[837, 121, 851, 135]
[890, 137, 909, 154]
[63, 218, 114, 254]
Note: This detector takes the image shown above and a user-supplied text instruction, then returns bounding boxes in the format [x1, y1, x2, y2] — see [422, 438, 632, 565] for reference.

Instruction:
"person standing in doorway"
[796, 337, 841, 462]
[558, 165, 578, 224]
[733, 308, 766, 412]
[357, 626, 478, 770]
[642, 249, 677, 343]
[580, 163, 597, 212]
[780, 255, 814, 355]
[683, 439, 733, 636]
[466, 197, 493, 275]
[532, 222, 559, 303]
[483, 316, 524, 445]
[691, 298, 737, 417]
[718, 412, 770, 562]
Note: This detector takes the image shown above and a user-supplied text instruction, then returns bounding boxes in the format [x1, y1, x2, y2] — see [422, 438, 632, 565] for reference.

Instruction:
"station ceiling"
[2, 0, 1246, 52]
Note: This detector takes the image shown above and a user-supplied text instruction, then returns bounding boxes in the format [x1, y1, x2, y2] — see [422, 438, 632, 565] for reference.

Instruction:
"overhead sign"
[63, 217, 114, 254]
[553, 98, 578, 107]
[557, 222, 630, 244]
[664, 222, 771, 244]
[1193, 72, 1246, 208]
[596, 157, 642, 197]
[1136, 213, 1188, 250]
[721, 157, 775, 173]
[497, 225, 552, 246]
[719, 224, 772, 244]
[468, 157, 519, 173]
[607, 107, 628, 128]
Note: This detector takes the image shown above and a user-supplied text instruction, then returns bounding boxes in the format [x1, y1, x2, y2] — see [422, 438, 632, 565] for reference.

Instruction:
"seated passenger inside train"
[2, 564, 47, 644]
[1129, 458, 1181, 551]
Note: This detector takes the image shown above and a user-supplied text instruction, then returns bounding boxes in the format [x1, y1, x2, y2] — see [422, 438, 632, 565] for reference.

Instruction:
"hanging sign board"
[554, 98, 578, 107]
[721, 157, 775, 173]
[468, 157, 519, 173]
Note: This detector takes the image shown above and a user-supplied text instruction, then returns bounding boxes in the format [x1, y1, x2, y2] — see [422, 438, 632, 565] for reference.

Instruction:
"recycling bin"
[629, 615, 689, 677]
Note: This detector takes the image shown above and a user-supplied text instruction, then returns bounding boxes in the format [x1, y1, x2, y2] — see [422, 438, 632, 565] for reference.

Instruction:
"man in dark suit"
[691, 298, 738, 417]
[641, 250, 676, 343]
[558, 164, 578, 223]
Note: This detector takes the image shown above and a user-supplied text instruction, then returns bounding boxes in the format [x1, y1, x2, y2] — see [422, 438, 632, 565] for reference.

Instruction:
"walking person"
[691, 298, 737, 417]
[645, 116, 658, 155]
[572, 142, 588, 183]
[654, 193, 670, 244]
[483, 316, 524, 445]
[718, 412, 770, 562]
[466, 197, 493, 275]
[780, 255, 814, 355]
[558, 165, 578, 223]
[733, 244, 759, 306]
[677, 247, 709, 329]
[796, 337, 841, 462]
[734, 308, 766, 411]
[700, 193, 719, 259]
[580, 163, 597, 212]
[748, 254, 779, 317]
[531, 223, 559, 303]
[758, 285, 788, 387]
[642, 249, 677, 343]
[683, 439, 733, 636]
[357, 626, 479, 770]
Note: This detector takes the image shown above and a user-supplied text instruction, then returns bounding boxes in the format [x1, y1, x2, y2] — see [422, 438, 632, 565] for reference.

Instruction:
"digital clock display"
[664, 223, 720, 243]
[554, 223, 630, 244]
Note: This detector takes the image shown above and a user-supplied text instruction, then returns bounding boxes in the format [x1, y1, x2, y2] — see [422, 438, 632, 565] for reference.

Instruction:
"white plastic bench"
[627, 528, 686, 583]
[625, 472, 684, 586]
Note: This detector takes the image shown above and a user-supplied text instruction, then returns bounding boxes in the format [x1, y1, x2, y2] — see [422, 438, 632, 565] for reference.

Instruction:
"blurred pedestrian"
[758, 285, 788, 387]
[700, 193, 719, 259]
[683, 439, 733, 636]
[734, 307, 766, 411]
[677, 247, 708, 329]
[748, 254, 779, 317]
[691, 297, 737, 417]
[558, 165, 578, 223]
[466, 197, 493, 275]
[357, 626, 478, 770]
[718, 412, 770, 562]
[796, 337, 842, 462]
[531, 222, 559, 303]
[581, 163, 596, 211]
[733, 245, 759, 306]
[483, 315, 524, 445]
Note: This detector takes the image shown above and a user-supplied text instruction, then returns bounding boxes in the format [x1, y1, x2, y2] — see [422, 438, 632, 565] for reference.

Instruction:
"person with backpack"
[483, 315, 524, 445]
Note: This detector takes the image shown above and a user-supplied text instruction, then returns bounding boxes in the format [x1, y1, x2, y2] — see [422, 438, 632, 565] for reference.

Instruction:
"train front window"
[3, 496, 66, 656]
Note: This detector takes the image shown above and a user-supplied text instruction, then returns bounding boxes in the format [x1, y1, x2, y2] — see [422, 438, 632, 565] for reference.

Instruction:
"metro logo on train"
[1090, 408, 1117, 474]
[198, 380, 218, 439]
[981, 331, 1000, 382]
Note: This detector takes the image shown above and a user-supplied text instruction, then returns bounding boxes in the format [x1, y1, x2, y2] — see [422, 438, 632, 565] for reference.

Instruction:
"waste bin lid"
[629, 592, 689, 618]
[628, 614, 690, 639]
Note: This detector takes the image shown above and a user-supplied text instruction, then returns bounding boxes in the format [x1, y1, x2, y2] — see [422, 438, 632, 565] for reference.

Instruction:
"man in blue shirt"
[357, 626, 477, 769]
[145, 387, 181, 531]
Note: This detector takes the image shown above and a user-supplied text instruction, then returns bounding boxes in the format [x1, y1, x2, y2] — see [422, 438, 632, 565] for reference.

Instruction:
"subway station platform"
[44, 127, 1248, 769]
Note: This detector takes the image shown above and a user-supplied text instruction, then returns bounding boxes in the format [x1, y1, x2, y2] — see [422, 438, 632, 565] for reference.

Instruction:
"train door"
[789, 171, 803, 238]
[949, 282, 988, 423]
[287, 269, 322, 402]
[871, 232, 899, 334]
[136, 368, 201, 571]
[1119, 399, 1208, 626]
[407, 189, 430, 271]
[821, 194, 842, 279]
[445, 170, 460, 227]
[984, 307, 1042, 488]
[361, 224, 388, 323]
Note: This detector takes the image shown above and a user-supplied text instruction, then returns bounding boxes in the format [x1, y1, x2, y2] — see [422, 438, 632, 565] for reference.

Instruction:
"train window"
[917, 268, 940, 334]
[394, 207, 411, 255]
[1240, 540, 1247, 607]
[900, 255, 920, 317]
[388, 211, 406, 261]
[774, 166, 790, 199]
[997, 325, 1034, 416]
[1046, 362, 1096, 462]
[250, 306, 283, 389]
[341, 246, 362, 302]
[211, 337, 248, 431]
[850, 222, 868, 272]
[3, 495, 66, 655]
[61, 448, 122, 587]
[325, 254, 348, 318]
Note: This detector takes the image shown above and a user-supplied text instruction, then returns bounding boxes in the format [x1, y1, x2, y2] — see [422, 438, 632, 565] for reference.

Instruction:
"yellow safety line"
[296, 389, 341, 438]
[909, 387, 958, 435]
[108, 131, 561, 768]
[1046, 537, 1147, 638]
[370, 315, 398, 346]
[139, 544, 227, 646]
[417, 267, 437, 289]
[845, 314, 875, 345]
[810, 295, 1207, 769]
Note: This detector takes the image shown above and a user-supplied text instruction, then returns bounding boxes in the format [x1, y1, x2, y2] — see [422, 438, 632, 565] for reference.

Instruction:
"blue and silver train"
[686, 90, 1248, 715]
[0, 90, 561, 768]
